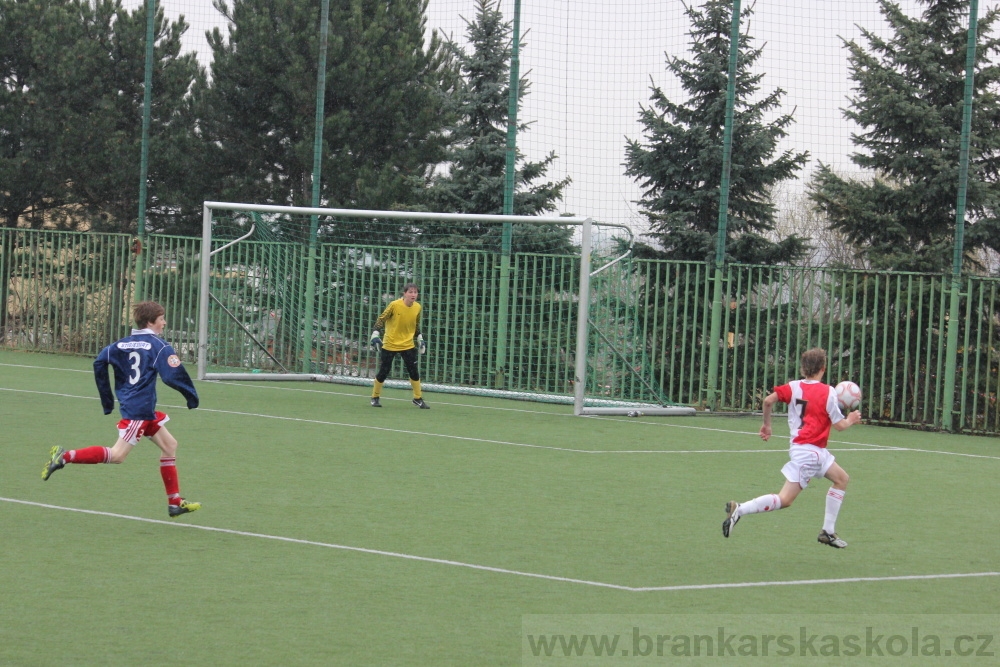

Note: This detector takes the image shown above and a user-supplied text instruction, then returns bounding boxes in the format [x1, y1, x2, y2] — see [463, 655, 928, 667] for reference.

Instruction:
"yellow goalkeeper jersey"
[374, 298, 422, 351]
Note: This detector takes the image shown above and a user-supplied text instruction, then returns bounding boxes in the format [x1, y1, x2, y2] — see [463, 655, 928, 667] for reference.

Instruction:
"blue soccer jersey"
[94, 328, 199, 420]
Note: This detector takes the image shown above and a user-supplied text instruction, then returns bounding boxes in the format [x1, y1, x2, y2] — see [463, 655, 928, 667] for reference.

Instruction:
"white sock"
[823, 488, 846, 533]
[737, 493, 782, 516]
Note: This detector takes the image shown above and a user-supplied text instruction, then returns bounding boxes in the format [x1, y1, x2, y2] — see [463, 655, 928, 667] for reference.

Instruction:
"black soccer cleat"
[371, 397, 382, 408]
[168, 499, 201, 517]
[721, 500, 740, 538]
[817, 530, 848, 548]
[412, 398, 430, 409]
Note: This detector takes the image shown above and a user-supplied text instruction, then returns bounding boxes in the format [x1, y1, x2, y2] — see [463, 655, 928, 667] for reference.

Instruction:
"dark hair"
[132, 301, 165, 329]
[402, 283, 419, 293]
[800, 348, 827, 378]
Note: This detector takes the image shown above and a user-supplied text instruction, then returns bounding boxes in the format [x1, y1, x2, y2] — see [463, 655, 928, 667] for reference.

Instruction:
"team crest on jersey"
[167, 354, 181, 367]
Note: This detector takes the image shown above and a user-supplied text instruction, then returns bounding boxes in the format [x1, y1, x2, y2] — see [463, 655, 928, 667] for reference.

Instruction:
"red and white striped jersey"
[774, 380, 845, 448]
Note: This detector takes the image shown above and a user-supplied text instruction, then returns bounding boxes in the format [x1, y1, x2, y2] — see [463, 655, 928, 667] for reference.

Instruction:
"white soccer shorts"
[781, 444, 835, 488]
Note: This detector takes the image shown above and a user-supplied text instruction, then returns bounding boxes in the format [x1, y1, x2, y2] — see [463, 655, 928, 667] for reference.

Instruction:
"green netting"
[203, 206, 648, 407]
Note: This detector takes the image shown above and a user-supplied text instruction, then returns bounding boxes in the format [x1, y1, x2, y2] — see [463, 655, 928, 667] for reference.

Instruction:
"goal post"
[572, 216, 695, 417]
[197, 201, 694, 415]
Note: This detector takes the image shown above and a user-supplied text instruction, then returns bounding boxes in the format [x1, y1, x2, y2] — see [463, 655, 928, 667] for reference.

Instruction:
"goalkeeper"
[369, 283, 429, 409]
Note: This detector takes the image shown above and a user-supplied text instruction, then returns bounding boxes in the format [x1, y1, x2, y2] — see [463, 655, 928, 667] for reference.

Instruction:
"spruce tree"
[0, 0, 202, 234]
[65, 1, 204, 234]
[0, 0, 76, 229]
[423, 0, 572, 253]
[624, 0, 808, 265]
[196, 0, 457, 211]
[809, 0, 1000, 273]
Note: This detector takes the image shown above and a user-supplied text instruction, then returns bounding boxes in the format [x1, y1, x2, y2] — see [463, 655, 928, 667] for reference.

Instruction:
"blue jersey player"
[42, 301, 202, 517]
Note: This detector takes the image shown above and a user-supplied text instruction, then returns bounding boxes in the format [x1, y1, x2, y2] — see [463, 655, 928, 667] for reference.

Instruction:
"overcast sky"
[135, 0, 937, 232]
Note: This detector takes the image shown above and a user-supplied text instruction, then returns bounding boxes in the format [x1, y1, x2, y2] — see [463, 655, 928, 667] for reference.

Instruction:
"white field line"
[0, 363, 949, 447]
[3, 385, 1000, 460]
[0, 362, 880, 441]
[0, 362, 92, 373]
[0, 387, 902, 456]
[628, 571, 1000, 593]
[0, 386, 788, 455]
[199, 381, 916, 450]
[5, 497, 998, 593]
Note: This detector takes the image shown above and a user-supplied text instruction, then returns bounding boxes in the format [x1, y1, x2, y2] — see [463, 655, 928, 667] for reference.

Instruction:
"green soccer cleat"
[168, 499, 201, 517]
[412, 398, 430, 409]
[42, 446, 66, 481]
[817, 530, 848, 548]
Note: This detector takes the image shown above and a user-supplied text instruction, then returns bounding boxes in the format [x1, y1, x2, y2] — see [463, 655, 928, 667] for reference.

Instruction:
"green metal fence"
[609, 259, 1000, 433]
[204, 234, 581, 395]
[0, 229, 137, 356]
[3, 227, 998, 434]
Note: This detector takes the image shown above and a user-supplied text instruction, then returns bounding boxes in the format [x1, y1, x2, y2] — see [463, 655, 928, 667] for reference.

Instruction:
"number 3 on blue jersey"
[128, 351, 141, 384]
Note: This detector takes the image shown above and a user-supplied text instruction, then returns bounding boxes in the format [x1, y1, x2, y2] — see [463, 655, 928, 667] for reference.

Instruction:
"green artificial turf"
[2, 349, 997, 665]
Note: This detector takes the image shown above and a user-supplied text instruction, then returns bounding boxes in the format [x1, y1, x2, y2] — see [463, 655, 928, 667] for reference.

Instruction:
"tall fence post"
[134, 0, 156, 302]
[573, 218, 592, 415]
[496, 0, 522, 389]
[942, 0, 978, 432]
[705, 0, 741, 411]
[301, 0, 331, 373]
[0, 229, 11, 335]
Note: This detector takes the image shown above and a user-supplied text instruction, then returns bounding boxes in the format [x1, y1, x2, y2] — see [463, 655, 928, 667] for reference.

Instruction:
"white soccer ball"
[835, 381, 862, 412]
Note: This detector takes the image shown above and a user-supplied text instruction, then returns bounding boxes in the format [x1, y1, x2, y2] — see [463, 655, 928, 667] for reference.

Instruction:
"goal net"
[197, 202, 694, 415]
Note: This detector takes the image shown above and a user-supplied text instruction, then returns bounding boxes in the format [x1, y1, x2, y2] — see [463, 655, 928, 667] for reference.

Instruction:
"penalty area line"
[4, 385, 1000, 460]
[4, 497, 998, 593]
[0, 362, 91, 374]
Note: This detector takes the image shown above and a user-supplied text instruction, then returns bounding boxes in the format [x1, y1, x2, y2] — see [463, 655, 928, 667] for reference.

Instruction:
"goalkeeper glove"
[417, 334, 426, 354]
[369, 330, 382, 351]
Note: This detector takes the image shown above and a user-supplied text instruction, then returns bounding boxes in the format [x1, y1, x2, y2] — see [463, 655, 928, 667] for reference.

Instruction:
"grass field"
[2, 348, 998, 666]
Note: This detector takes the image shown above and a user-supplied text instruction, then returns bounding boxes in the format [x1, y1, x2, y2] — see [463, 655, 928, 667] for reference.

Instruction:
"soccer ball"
[834, 381, 862, 412]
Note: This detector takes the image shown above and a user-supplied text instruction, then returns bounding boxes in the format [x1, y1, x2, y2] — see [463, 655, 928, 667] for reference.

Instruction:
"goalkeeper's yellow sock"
[410, 380, 422, 399]
[372, 380, 383, 398]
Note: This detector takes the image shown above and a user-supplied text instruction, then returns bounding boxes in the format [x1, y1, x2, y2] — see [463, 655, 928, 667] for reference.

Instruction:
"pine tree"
[808, 0, 1000, 273]
[624, 0, 808, 265]
[196, 0, 457, 211]
[0, 0, 76, 230]
[423, 0, 572, 254]
[65, 1, 204, 234]
[0, 0, 202, 234]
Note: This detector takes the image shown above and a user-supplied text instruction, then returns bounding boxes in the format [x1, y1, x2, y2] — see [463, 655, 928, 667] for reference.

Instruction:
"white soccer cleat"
[818, 530, 848, 548]
[722, 501, 740, 538]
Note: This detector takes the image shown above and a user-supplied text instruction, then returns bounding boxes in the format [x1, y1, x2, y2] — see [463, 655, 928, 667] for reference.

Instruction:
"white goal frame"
[197, 201, 695, 417]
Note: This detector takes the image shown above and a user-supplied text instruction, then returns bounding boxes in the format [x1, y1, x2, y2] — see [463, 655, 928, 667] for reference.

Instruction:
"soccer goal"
[197, 201, 695, 416]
